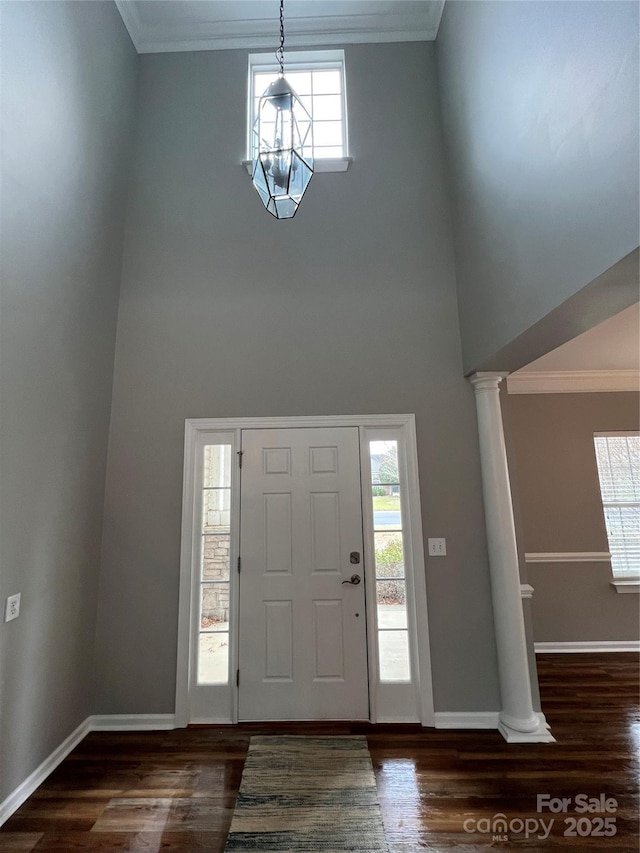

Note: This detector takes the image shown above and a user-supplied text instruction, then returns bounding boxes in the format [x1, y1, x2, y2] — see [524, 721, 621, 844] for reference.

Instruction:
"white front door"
[238, 427, 369, 721]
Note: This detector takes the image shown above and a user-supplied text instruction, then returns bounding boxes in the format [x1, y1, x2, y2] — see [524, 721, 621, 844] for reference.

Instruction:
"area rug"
[224, 735, 389, 852]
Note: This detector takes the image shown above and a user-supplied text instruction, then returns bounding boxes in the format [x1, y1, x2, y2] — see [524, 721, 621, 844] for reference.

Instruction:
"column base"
[498, 713, 555, 743]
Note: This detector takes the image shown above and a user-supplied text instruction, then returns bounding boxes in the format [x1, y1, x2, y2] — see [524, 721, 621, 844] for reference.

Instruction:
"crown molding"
[507, 369, 640, 395]
[115, 1, 445, 54]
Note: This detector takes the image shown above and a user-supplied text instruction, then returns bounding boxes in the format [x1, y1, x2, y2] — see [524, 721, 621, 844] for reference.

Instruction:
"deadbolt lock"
[350, 552, 361, 564]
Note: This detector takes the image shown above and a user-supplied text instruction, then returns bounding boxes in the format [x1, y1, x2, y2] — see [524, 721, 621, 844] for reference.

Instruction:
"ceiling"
[517, 303, 640, 373]
[115, 0, 445, 54]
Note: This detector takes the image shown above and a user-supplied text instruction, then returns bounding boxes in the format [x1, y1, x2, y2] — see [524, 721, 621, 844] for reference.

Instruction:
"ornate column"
[469, 372, 554, 742]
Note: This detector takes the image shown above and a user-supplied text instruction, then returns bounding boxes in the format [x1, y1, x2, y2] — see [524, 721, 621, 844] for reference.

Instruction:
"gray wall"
[437, 1, 640, 373]
[505, 392, 640, 643]
[93, 42, 501, 716]
[0, 2, 137, 803]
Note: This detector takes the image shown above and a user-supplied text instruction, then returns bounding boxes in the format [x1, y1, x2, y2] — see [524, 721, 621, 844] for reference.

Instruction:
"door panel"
[238, 427, 369, 720]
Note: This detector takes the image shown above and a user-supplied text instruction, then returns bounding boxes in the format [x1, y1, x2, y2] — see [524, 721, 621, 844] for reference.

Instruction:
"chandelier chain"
[277, 0, 285, 75]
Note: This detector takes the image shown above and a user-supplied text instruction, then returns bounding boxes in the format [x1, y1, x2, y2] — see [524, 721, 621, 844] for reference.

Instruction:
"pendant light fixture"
[251, 0, 313, 219]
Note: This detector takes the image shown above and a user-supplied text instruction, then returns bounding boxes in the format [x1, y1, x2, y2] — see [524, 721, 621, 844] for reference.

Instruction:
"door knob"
[342, 574, 361, 585]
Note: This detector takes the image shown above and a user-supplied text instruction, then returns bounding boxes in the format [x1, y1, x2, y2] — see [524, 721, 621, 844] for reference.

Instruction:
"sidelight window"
[369, 440, 411, 682]
[198, 444, 232, 683]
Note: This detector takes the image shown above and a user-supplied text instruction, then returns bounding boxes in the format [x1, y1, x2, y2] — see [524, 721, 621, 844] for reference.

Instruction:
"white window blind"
[593, 433, 640, 577]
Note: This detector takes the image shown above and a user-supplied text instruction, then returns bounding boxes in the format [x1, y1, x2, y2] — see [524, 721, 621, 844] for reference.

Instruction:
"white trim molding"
[243, 158, 352, 175]
[0, 718, 90, 827]
[536, 641, 640, 653]
[520, 584, 535, 599]
[90, 714, 176, 731]
[525, 552, 611, 563]
[611, 579, 640, 593]
[114, 1, 445, 54]
[435, 711, 553, 743]
[507, 369, 640, 395]
[434, 711, 499, 729]
[176, 413, 434, 729]
[0, 715, 178, 828]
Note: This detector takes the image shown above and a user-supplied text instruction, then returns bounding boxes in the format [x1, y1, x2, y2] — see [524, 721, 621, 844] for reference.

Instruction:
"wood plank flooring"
[1, 653, 638, 851]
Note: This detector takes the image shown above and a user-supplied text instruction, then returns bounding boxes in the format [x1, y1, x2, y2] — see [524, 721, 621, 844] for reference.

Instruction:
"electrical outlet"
[5, 593, 21, 622]
[428, 538, 447, 557]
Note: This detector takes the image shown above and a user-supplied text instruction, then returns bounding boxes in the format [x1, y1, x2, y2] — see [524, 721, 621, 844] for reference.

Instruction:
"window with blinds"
[593, 433, 640, 578]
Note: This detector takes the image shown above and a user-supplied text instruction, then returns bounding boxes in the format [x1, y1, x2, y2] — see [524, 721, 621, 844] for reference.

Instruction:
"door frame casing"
[175, 413, 434, 727]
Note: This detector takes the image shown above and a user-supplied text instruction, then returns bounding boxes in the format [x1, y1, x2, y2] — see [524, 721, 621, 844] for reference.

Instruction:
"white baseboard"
[434, 711, 554, 742]
[434, 711, 500, 729]
[0, 717, 90, 827]
[0, 714, 177, 828]
[89, 714, 176, 731]
[535, 641, 640, 653]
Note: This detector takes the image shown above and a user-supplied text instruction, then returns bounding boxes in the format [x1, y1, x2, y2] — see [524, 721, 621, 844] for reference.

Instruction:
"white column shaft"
[471, 373, 539, 734]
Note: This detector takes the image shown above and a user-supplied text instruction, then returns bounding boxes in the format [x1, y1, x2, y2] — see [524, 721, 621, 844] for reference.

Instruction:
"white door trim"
[175, 413, 434, 727]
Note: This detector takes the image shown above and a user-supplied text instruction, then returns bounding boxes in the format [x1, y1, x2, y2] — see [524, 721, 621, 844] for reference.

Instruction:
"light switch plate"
[5, 593, 21, 622]
[428, 538, 447, 556]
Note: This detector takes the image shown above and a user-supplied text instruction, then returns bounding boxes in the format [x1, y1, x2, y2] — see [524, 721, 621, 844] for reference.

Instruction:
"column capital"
[468, 371, 509, 392]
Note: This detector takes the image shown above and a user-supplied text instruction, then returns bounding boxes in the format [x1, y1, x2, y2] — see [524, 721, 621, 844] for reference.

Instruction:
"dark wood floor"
[1, 653, 638, 851]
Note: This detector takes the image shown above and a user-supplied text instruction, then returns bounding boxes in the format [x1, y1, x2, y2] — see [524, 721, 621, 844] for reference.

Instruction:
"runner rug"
[224, 735, 389, 852]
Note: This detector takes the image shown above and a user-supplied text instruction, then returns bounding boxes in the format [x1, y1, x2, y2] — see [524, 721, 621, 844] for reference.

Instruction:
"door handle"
[342, 574, 361, 585]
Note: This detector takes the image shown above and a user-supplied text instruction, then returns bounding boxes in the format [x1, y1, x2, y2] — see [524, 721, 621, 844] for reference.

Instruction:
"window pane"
[251, 58, 345, 159]
[198, 633, 229, 684]
[374, 531, 405, 579]
[312, 69, 342, 94]
[201, 583, 229, 630]
[312, 94, 342, 121]
[202, 533, 231, 580]
[594, 435, 640, 575]
[378, 631, 411, 682]
[256, 121, 276, 148]
[313, 146, 344, 159]
[203, 488, 231, 533]
[603, 506, 640, 574]
[286, 71, 312, 95]
[203, 444, 231, 488]
[377, 580, 407, 629]
[372, 485, 402, 529]
[370, 440, 399, 484]
[312, 121, 343, 147]
[255, 72, 277, 95]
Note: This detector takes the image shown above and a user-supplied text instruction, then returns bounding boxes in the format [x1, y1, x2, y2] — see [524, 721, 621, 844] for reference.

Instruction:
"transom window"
[593, 433, 640, 578]
[248, 50, 347, 162]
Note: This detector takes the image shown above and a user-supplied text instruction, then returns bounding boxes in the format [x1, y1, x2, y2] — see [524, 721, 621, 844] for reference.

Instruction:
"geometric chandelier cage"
[251, 0, 313, 219]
